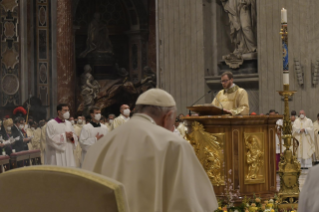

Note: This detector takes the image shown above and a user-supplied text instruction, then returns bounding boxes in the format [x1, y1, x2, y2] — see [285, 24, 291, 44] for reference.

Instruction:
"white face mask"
[109, 120, 114, 124]
[70, 120, 75, 125]
[7, 127, 11, 131]
[19, 125, 24, 130]
[24, 124, 28, 130]
[123, 109, 130, 116]
[31, 127, 35, 131]
[300, 114, 305, 119]
[63, 111, 70, 120]
[78, 119, 83, 124]
[94, 114, 101, 121]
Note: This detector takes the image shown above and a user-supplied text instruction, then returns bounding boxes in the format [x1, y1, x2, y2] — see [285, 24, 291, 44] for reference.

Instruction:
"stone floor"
[276, 169, 309, 192]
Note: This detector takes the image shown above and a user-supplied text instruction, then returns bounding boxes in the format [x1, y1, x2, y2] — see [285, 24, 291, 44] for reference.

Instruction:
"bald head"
[299, 110, 306, 119]
[120, 104, 130, 118]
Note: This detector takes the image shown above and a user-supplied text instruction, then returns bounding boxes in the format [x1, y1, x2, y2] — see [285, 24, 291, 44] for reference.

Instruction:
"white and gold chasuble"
[212, 85, 249, 115]
[292, 117, 315, 160]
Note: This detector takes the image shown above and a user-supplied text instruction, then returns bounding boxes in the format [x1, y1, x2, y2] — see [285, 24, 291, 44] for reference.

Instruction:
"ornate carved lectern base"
[184, 115, 280, 202]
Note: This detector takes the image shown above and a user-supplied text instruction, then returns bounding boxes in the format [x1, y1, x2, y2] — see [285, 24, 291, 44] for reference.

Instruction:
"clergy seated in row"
[111, 104, 130, 130]
[212, 71, 249, 115]
[0, 118, 15, 155]
[12, 117, 31, 152]
[45, 104, 79, 167]
[292, 110, 315, 168]
[82, 88, 218, 212]
[79, 106, 108, 165]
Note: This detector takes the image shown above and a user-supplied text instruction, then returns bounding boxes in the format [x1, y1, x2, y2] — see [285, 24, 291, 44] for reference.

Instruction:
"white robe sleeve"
[292, 120, 301, 134]
[46, 122, 67, 151]
[163, 141, 218, 211]
[298, 167, 319, 212]
[79, 126, 97, 152]
[70, 124, 78, 148]
[304, 119, 314, 135]
[3, 140, 11, 145]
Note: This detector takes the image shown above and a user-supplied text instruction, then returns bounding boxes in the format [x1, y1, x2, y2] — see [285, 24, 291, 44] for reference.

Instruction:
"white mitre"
[136, 88, 176, 107]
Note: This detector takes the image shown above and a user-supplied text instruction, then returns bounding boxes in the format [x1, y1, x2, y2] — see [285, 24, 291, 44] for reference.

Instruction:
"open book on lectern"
[187, 104, 232, 116]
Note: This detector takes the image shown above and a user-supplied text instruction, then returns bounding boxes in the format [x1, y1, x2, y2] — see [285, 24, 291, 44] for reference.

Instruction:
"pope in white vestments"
[45, 105, 78, 167]
[83, 89, 218, 212]
[79, 107, 108, 164]
[292, 110, 315, 168]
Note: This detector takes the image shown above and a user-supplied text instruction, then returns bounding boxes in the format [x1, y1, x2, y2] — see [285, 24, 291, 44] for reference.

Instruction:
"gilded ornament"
[277, 84, 301, 208]
[185, 121, 225, 186]
[244, 133, 265, 184]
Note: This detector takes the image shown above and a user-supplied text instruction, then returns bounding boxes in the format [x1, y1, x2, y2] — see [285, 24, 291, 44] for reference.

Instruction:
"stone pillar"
[127, 30, 148, 83]
[56, 0, 75, 112]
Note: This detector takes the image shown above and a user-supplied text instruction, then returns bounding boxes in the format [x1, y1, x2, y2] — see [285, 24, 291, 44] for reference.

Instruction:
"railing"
[5, 150, 42, 171]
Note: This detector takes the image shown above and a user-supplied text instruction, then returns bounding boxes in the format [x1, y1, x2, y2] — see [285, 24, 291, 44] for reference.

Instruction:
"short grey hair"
[134, 105, 176, 118]
[108, 114, 115, 118]
[14, 116, 25, 124]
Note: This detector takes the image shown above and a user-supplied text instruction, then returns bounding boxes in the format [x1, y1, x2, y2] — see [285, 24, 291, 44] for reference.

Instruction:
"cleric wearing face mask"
[45, 103, 79, 167]
[79, 106, 108, 166]
[11, 117, 32, 152]
[111, 104, 131, 130]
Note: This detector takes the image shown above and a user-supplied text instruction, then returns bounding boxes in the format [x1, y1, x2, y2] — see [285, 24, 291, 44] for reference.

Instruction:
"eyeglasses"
[221, 79, 229, 84]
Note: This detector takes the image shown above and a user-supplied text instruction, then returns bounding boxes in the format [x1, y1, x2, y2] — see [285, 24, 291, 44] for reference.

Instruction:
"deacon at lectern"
[212, 71, 249, 115]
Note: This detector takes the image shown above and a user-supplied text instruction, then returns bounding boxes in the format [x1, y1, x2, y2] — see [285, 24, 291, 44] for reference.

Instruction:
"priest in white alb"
[111, 104, 130, 130]
[292, 110, 315, 168]
[45, 104, 78, 167]
[82, 88, 218, 212]
[79, 106, 108, 164]
[313, 113, 319, 161]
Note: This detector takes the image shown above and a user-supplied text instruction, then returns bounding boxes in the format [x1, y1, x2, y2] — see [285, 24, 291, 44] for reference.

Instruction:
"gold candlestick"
[277, 84, 300, 209]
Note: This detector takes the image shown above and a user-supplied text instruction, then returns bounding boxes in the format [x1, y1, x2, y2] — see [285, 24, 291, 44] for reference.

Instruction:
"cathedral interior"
[0, 0, 156, 120]
[1, 0, 319, 120]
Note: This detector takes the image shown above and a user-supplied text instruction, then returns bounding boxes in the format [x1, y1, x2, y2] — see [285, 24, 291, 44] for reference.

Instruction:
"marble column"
[56, 0, 75, 112]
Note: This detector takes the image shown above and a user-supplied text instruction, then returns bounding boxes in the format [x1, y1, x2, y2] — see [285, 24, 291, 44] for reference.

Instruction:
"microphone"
[188, 90, 212, 116]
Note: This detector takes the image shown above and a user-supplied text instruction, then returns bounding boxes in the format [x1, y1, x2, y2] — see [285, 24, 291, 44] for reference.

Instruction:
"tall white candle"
[283, 72, 289, 85]
[281, 8, 287, 23]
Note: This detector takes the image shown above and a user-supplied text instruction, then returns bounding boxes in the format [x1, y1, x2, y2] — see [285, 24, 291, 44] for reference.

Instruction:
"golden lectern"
[184, 105, 281, 201]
